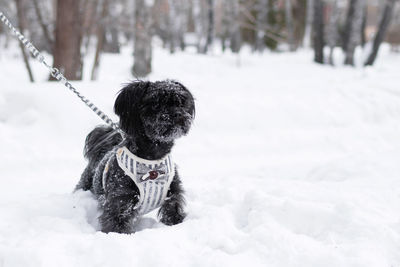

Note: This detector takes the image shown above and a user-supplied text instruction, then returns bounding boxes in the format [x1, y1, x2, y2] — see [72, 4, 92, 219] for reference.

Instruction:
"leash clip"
[50, 68, 61, 80]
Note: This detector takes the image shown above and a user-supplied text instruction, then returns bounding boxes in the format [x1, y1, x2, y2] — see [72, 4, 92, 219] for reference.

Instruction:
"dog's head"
[114, 80, 195, 142]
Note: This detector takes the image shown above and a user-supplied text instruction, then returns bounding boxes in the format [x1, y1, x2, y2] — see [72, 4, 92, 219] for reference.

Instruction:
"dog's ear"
[114, 80, 149, 117]
[114, 81, 150, 134]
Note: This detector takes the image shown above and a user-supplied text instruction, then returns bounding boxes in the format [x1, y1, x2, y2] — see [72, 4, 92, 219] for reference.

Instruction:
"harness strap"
[106, 147, 175, 215]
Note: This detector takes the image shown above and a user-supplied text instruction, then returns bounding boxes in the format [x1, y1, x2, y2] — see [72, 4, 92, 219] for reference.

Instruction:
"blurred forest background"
[0, 0, 399, 82]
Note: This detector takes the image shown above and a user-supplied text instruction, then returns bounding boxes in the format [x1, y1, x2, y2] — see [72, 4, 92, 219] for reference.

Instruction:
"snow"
[1, 44, 400, 267]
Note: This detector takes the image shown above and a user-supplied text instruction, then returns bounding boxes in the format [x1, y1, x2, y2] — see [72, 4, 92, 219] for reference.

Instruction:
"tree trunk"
[168, 0, 179, 53]
[82, 0, 100, 55]
[14, 0, 34, 82]
[205, 0, 214, 52]
[193, 0, 205, 53]
[326, 0, 339, 65]
[285, 0, 295, 51]
[133, 0, 152, 77]
[255, 0, 269, 52]
[32, 0, 54, 51]
[91, 0, 109, 81]
[343, 0, 365, 66]
[342, 0, 354, 52]
[313, 0, 324, 64]
[225, 0, 241, 53]
[103, 26, 120, 53]
[303, 0, 314, 48]
[195, 0, 214, 54]
[103, 1, 121, 54]
[51, 0, 83, 80]
[365, 0, 397, 66]
[360, 5, 367, 47]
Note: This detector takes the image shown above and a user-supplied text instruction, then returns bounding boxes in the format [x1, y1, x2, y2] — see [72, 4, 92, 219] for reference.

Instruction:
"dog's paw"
[99, 212, 136, 234]
[160, 211, 186, 226]
[159, 203, 186, 226]
[101, 220, 135, 234]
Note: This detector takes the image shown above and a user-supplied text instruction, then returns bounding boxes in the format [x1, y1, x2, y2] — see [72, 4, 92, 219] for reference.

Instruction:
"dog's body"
[75, 80, 195, 234]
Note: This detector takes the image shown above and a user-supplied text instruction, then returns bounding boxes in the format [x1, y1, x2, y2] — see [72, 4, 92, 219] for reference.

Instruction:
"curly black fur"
[75, 80, 195, 234]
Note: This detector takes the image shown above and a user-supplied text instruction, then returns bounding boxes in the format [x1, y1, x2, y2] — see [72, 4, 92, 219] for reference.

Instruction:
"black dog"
[75, 80, 195, 234]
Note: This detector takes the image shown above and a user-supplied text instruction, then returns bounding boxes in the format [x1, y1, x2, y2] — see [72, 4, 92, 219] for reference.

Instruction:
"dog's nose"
[174, 113, 187, 126]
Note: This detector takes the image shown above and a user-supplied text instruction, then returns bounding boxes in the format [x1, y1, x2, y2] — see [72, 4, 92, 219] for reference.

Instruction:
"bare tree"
[32, 0, 53, 51]
[133, 0, 152, 77]
[343, 0, 366, 66]
[360, 5, 367, 47]
[326, 0, 339, 65]
[254, 0, 269, 52]
[365, 0, 398, 66]
[303, 0, 314, 48]
[167, 0, 176, 52]
[194, 0, 214, 53]
[205, 0, 214, 53]
[167, 0, 188, 53]
[91, 0, 109, 80]
[51, 0, 83, 80]
[0, 0, 12, 49]
[285, 0, 295, 51]
[81, 0, 100, 55]
[103, 0, 121, 53]
[313, 0, 324, 63]
[221, 0, 241, 53]
[14, 0, 34, 82]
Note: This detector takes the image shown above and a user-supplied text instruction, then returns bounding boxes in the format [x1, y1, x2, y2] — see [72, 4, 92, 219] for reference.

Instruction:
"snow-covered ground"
[1, 45, 400, 267]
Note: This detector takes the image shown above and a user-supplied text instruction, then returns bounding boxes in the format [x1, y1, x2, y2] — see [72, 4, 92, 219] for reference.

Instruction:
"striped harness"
[103, 147, 175, 215]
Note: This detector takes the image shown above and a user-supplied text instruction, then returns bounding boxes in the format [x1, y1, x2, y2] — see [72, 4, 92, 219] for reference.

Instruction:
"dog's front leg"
[99, 193, 140, 234]
[158, 169, 187, 226]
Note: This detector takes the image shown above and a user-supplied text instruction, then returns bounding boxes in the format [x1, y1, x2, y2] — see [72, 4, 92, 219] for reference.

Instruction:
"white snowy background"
[0, 44, 400, 267]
